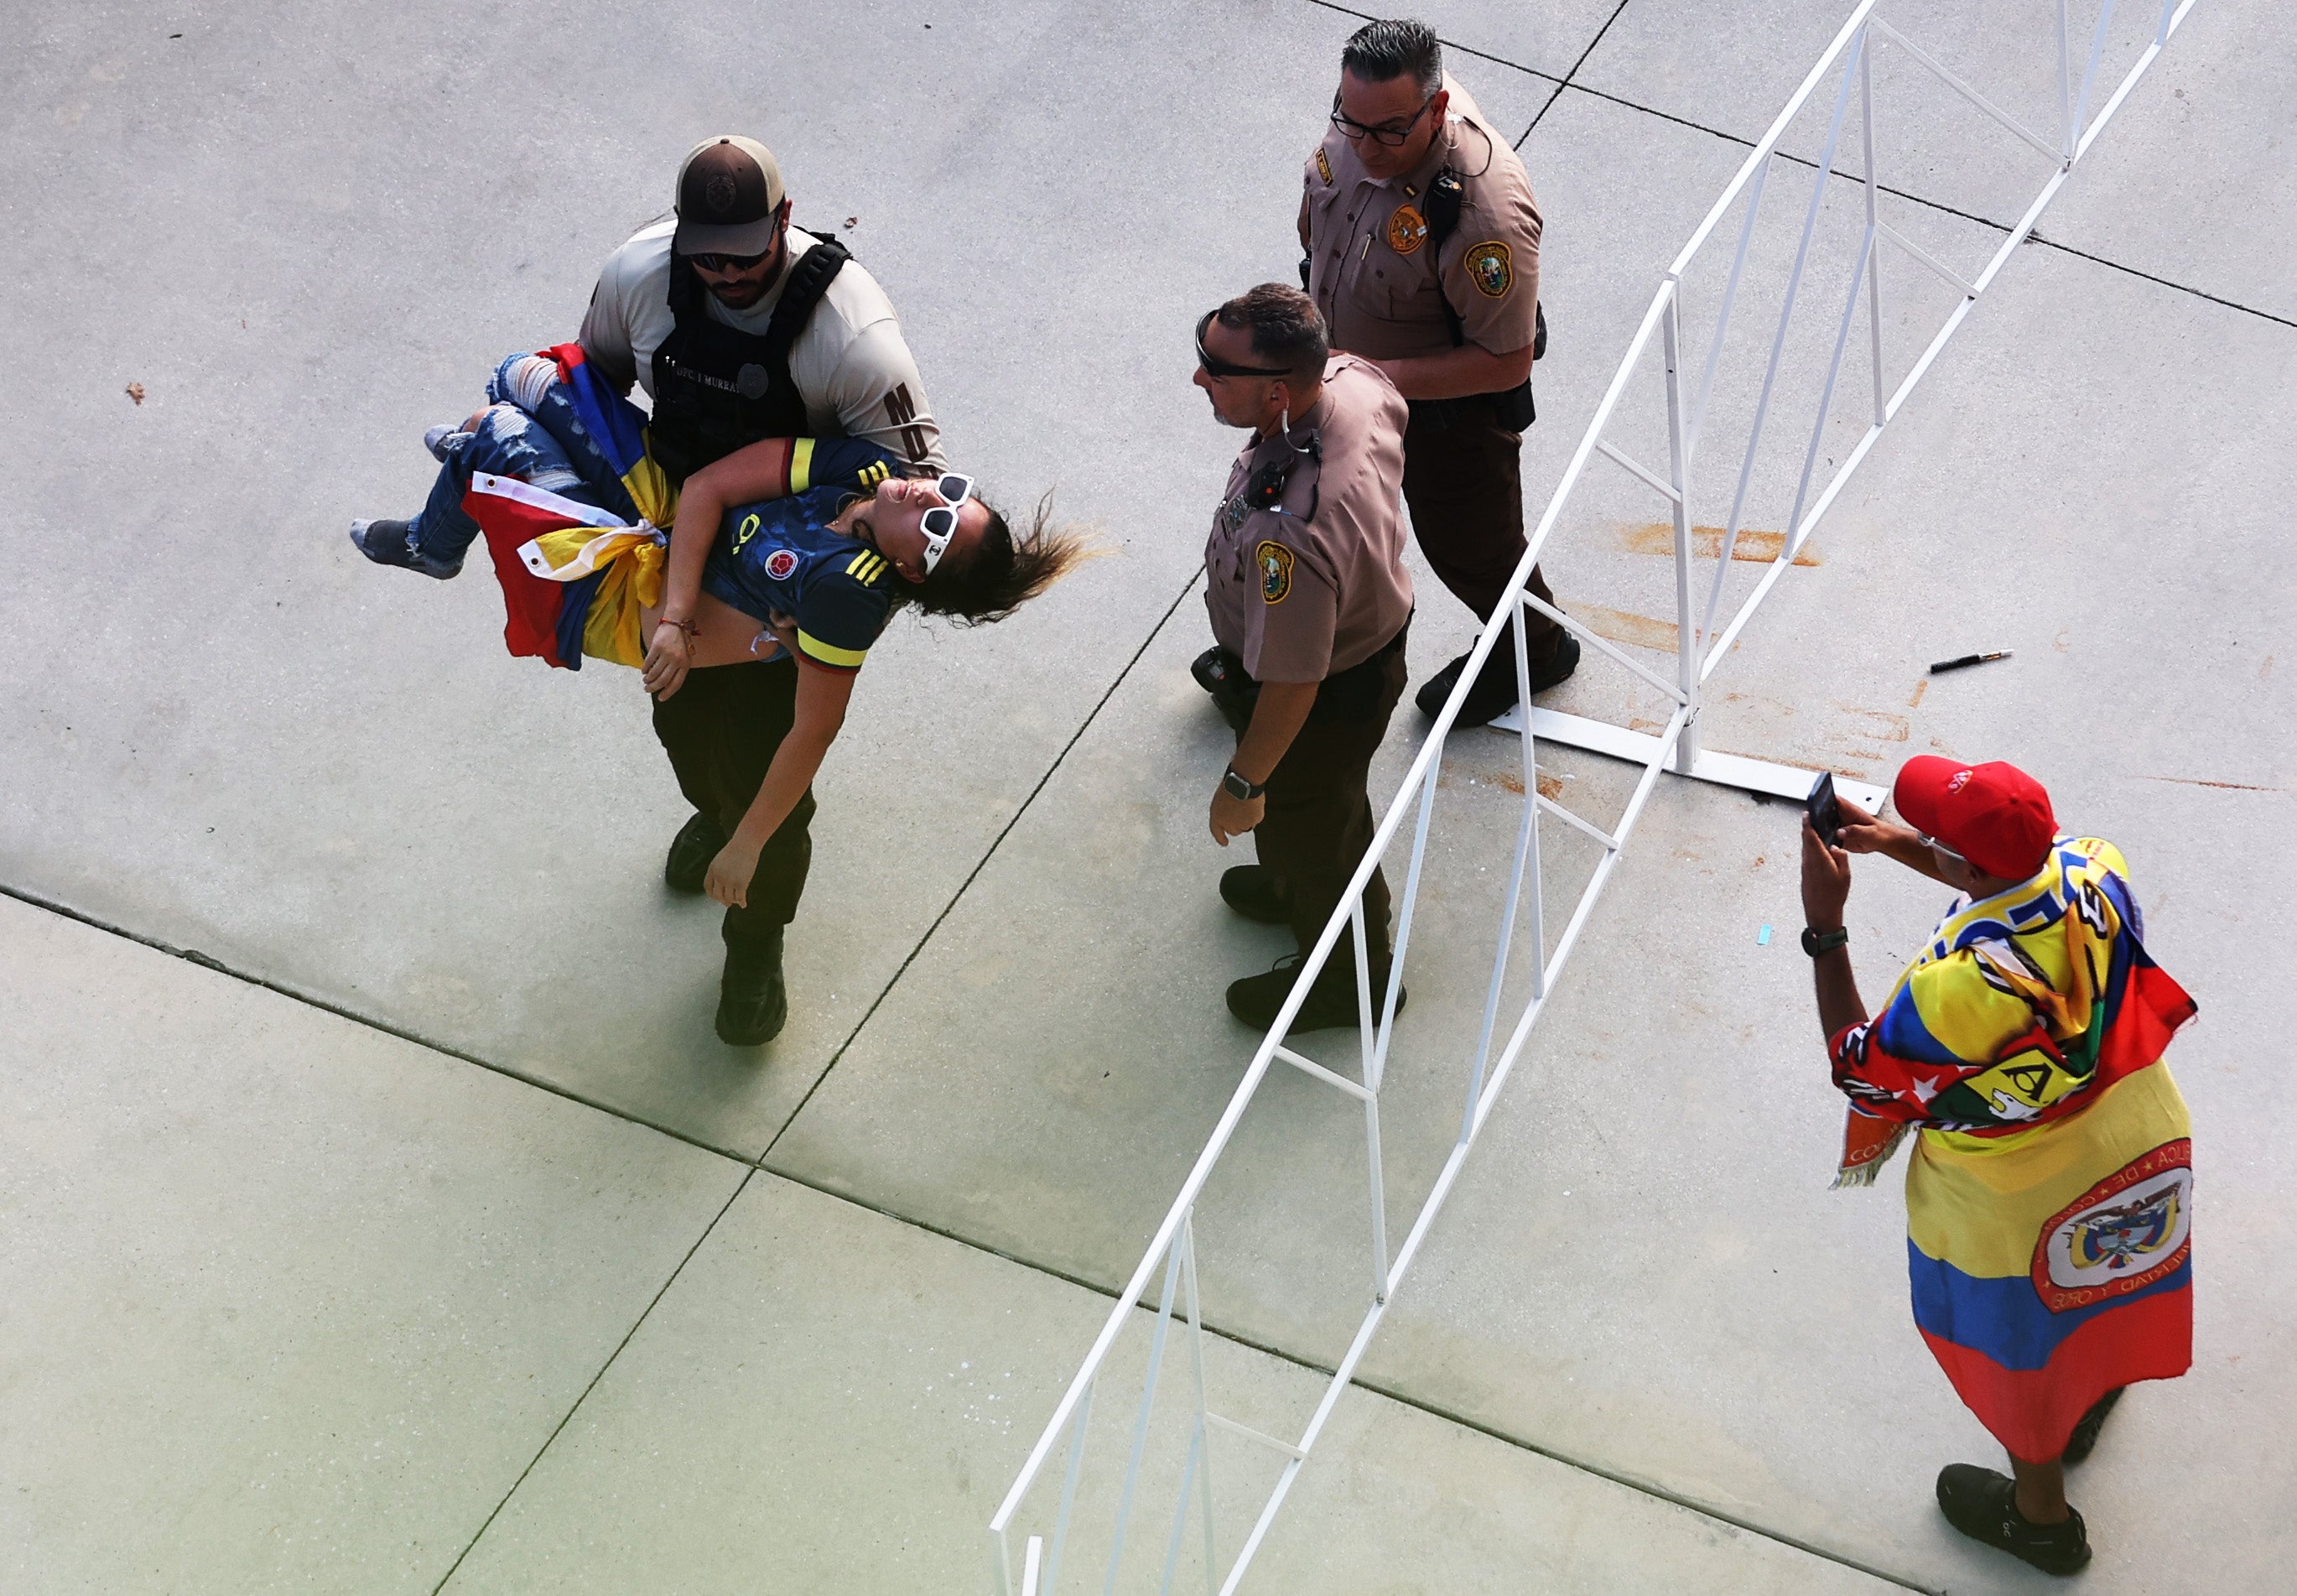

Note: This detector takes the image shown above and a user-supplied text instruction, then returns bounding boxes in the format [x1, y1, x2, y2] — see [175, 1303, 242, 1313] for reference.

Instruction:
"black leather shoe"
[2062, 1385, 2124, 1465]
[1219, 866, 1291, 925]
[1935, 1464, 2091, 1575]
[665, 811, 726, 895]
[1416, 632, 1581, 726]
[1225, 955, 1406, 1035]
[715, 930, 788, 1046]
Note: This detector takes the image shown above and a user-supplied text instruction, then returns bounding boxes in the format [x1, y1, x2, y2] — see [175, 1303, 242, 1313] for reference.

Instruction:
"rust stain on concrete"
[1567, 600, 1708, 653]
[2134, 775, 2286, 793]
[1618, 522, 1821, 567]
[1832, 704, 1911, 743]
[1493, 771, 1568, 800]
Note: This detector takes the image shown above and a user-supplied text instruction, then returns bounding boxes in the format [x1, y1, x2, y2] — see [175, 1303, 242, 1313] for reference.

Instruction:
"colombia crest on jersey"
[701, 437, 905, 675]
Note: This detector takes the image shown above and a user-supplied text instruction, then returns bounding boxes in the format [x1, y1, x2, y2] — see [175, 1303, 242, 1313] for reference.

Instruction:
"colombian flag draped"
[1828, 837, 2197, 1461]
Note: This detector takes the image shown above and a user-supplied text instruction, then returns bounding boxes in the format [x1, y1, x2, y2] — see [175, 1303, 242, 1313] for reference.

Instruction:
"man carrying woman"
[351, 346, 1084, 1044]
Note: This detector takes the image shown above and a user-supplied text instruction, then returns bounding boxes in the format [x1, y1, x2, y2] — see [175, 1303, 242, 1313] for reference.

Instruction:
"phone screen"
[1806, 772, 1842, 848]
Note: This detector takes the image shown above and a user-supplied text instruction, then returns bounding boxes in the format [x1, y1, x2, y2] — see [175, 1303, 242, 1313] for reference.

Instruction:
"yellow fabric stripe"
[845, 553, 869, 576]
[797, 629, 867, 668]
[1905, 1064, 2190, 1276]
[788, 437, 816, 495]
[857, 555, 886, 584]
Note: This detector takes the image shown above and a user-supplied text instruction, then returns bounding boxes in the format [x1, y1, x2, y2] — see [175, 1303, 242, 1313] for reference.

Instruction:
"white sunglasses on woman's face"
[917, 473, 975, 574]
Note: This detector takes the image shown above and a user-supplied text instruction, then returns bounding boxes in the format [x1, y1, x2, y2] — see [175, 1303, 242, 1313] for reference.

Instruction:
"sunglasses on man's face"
[1329, 91, 1437, 147]
[1918, 833, 1969, 869]
[917, 473, 976, 574]
[687, 246, 773, 274]
[1194, 311, 1292, 380]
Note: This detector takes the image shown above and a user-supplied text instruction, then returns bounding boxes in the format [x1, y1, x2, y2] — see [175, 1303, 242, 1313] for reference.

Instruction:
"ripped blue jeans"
[408, 351, 642, 567]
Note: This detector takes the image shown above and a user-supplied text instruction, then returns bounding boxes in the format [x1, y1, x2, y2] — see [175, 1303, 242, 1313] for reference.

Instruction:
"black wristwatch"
[1222, 767, 1268, 801]
[1801, 925, 1850, 957]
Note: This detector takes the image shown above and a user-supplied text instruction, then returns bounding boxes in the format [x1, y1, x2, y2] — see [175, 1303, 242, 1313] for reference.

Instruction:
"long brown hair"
[905, 491, 1095, 625]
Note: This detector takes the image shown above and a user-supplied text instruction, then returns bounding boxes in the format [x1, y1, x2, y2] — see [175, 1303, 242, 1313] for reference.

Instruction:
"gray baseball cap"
[672, 136, 787, 257]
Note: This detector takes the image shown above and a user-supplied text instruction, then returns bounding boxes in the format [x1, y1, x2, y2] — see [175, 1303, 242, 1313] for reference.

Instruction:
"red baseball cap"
[1892, 756, 2056, 881]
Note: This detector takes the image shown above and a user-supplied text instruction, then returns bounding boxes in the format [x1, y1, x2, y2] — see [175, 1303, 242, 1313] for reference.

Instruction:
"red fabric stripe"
[1920, 1282, 2191, 1462]
[465, 487, 577, 668]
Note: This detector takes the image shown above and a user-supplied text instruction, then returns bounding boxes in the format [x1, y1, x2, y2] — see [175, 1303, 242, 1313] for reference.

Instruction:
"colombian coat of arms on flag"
[1828, 836, 2197, 1462]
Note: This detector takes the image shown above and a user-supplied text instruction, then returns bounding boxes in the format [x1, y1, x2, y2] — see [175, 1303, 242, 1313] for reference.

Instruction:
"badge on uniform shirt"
[764, 548, 799, 580]
[1466, 240, 1514, 298]
[1316, 147, 1333, 185]
[1256, 541, 1295, 604]
[1386, 204, 1429, 255]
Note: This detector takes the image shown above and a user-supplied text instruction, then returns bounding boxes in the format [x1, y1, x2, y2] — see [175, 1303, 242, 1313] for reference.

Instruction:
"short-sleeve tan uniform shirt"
[1204, 356, 1415, 684]
[1303, 76, 1543, 363]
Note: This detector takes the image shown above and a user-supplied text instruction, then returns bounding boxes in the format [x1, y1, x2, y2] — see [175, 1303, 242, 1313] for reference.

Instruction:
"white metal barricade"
[990, 3, 2196, 1590]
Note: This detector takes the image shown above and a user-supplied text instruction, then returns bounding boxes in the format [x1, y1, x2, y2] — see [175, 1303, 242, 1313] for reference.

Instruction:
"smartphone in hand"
[1806, 772, 1843, 849]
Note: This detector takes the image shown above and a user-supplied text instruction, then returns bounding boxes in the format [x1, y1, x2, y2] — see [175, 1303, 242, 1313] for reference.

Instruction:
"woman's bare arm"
[643, 437, 795, 699]
[704, 662, 858, 908]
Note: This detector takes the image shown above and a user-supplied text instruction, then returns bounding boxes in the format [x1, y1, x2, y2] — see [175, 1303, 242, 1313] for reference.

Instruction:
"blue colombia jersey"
[700, 438, 907, 674]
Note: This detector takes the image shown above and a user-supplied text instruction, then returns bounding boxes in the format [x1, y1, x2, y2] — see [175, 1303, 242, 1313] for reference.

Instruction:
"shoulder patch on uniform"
[1386, 204, 1428, 256]
[1316, 147, 1333, 185]
[1465, 240, 1514, 299]
[1256, 540, 1295, 605]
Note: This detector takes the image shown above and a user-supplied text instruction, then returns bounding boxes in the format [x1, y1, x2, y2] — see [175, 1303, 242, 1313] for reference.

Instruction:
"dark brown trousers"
[650, 658, 815, 944]
[1400, 404, 1564, 673]
[1251, 640, 1409, 980]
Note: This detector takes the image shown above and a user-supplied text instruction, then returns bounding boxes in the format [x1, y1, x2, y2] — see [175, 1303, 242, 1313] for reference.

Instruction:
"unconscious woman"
[350, 346, 1087, 1045]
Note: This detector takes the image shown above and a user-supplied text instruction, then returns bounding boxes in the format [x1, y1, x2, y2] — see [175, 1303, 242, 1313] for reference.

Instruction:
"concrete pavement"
[3, 0, 2289, 1589]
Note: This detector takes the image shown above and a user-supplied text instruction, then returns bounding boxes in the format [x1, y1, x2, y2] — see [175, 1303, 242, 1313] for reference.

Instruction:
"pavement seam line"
[2, 881, 1925, 1588]
[755, 564, 1210, 1162]
[745, 1162, 1937, 1594]
[1525, 0, 1639, 140]
[427, 1167, 760, 1593]
[1299, 0, 1566, 87]
[0, 882, 759, 1167]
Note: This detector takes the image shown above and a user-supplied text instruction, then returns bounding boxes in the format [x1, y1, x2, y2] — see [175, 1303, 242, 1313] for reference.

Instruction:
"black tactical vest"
[647, 230, 851, 483]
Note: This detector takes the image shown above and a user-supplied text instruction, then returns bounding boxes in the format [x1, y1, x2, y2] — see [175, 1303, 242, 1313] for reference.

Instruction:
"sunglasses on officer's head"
[687, 246, 773, 274]
[1194, 311, 1293, 380]
[917, 473, 976, 575]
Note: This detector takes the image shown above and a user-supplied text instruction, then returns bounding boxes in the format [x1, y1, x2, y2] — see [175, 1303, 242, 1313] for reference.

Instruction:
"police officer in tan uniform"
[1298, 18, 1575, 728]
[1194, 284, 1416, 1034]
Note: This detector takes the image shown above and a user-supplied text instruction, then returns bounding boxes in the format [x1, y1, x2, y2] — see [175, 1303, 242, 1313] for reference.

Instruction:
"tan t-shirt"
[1303, 76, 1543, 363]
[1203, 356, 1415, 684]
[577, 221, 945, 470]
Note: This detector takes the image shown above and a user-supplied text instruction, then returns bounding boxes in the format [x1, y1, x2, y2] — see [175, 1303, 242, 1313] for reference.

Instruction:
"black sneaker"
[1219, 866, 1291, 926]
[349, 517, 462, 580]
[2062, 1386, 2124, 1466]
[1936, 1464, 2091, 1575]
[665, 811, 727, 895]
[1416, 632, 1580, 727]
[1226, 954, 1405, 1035]
[716, 930, 787, 1047]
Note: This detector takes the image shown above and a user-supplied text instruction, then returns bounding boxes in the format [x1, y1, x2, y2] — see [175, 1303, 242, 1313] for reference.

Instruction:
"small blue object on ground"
[1757, 924, 1773, 945]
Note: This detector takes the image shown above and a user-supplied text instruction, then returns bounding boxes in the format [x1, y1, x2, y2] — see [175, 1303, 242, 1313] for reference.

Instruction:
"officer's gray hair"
[1341, 18, 1442, 99]
[1214, 283, 1329, 386]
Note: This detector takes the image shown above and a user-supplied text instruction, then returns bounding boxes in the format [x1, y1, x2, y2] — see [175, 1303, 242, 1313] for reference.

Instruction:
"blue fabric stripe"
[555, 570, 604, 669]
[1907, 1240, 2190, 1370]
[564, 361, 650, 480]
[1872, 983, 1967, 1068]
